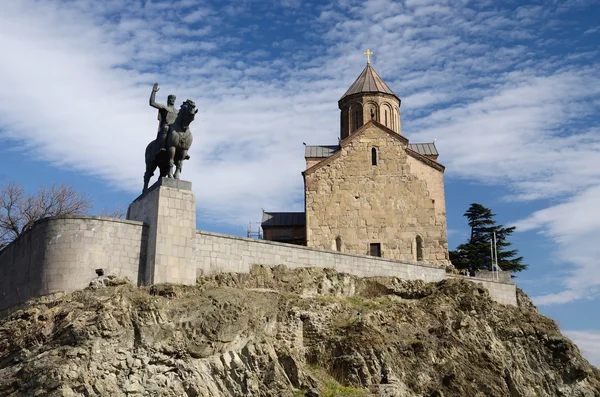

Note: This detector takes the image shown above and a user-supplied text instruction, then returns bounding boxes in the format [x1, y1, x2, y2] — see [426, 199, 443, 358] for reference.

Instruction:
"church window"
[371, 148, 377, 165]
[385, 109, 388, 126]
[369, 243, 381, 257]
[354, 110, 360, 131]
[335, 236, 343, 252]
[416, 236, 423, 261]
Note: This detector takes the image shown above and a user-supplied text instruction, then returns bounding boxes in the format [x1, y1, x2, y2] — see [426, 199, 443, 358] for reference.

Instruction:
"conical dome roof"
[340, 64, 398, 101]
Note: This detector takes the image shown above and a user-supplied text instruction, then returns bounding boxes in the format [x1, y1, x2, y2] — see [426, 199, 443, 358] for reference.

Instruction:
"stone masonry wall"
[194, 230, 445, 282]
[305, 122, 449, 266]
[447, 274, 517, 306]
[405, 154, 449, 256]
[0, 215, 516, 309]
[0, 216, 147, 310]
[127, 178, 196, 286]
[193, 231, 517, 306]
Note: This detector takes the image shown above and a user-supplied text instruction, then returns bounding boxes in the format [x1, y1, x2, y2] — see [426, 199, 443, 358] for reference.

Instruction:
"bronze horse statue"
[143, 99, 197, 192]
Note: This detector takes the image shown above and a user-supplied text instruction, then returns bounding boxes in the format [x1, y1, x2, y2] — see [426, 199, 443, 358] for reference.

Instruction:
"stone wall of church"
[304, 123, 449, 266]
[405, 154, 449, 253]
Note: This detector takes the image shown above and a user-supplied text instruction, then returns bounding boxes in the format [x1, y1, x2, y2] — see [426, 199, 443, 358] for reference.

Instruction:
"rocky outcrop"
[0, 266, 598, 396]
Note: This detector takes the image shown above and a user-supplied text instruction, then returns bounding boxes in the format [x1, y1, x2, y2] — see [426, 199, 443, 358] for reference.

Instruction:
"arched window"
[335, 236, 343, 252]
[354, 110, 360, 130]
[371, 148, 377, 166]
[385, 109, 388, 126]
[416, 236, 423, 261]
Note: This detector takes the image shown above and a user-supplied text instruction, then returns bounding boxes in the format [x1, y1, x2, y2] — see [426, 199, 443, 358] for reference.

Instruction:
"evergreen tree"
[449, 203, 527, 272]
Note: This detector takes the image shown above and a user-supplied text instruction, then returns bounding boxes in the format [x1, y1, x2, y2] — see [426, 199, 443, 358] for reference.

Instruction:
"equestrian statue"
[143, 83, 197, 192]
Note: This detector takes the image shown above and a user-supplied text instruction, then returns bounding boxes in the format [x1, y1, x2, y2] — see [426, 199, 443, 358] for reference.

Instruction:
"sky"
[1, 0, 599, 366]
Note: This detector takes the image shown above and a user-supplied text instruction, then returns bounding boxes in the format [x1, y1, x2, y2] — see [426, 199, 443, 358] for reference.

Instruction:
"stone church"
[262, 57, 449, 266]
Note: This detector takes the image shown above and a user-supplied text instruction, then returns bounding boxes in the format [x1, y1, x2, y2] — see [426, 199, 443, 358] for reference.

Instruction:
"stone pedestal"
[127, 178, 196, 285]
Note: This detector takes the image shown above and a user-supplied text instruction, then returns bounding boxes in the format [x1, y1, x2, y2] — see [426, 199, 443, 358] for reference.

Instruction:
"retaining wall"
[0, 216, 147, 310]
[0, 215, 518, 310]
[475, 269, 513, 283]
[447, 274, 517, 306]
[194, 230, 446, 282]
[194, 231, 517, 306]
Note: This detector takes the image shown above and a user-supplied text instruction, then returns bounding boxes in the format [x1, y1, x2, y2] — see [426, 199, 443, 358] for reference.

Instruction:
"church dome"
[339, 64, 398, 102]
[338, 56, 402, 139]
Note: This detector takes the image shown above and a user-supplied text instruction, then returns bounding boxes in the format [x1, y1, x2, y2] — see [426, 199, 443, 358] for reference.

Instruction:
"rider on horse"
[143, 85, 197, 192]
[149, 83, 178, 157]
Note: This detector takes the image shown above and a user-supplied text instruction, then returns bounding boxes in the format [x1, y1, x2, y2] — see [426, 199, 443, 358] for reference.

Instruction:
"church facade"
[262, 60, 450, 266]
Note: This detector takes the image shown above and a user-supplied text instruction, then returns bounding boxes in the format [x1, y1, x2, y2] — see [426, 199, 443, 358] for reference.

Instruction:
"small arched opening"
[371, 148, 377, 166]
[335, 236, 343, 252]
[416, 236, 423, 261]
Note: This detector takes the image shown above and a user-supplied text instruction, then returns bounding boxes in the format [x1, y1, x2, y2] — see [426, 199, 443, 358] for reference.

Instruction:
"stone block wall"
[0, 216, 147, 310]
[0, 181, 517, 309]
[127, 178, 196, 285]
[194, 231, 517, 306]
[405, 154, 448, 238]
[446, 274, 517, 306]
[0, 220, 47, 310]
[475, 270, 513, 283]
[194, 230, 446, 283]
[305, 123, 449, 265]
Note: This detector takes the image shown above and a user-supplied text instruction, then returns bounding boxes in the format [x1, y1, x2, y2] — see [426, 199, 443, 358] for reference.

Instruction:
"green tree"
[449, 203, 527, 272]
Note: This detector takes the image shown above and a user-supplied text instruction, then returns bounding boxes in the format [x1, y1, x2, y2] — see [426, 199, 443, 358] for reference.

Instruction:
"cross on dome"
[364, 49, 373, 64]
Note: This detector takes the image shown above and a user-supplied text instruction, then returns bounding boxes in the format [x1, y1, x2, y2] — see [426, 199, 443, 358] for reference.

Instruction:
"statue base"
[127, 178, 196, 285]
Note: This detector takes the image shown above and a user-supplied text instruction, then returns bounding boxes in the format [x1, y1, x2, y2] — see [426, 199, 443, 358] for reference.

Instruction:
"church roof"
[408, 142, 438, 156]
[340, 64, 397, 101]
[305, 145, 339, 158]
[304, 142, 438, 158]
[261, 211, 305, 227]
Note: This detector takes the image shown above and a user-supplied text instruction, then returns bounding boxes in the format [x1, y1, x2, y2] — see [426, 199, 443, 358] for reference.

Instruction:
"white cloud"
[182, 7, 214, 24]
[563, 330, 600, 368]
[514, 187, 600, 305]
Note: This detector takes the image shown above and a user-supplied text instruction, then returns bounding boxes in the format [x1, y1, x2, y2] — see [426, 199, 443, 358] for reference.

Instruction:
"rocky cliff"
[0, 265, 598, 397]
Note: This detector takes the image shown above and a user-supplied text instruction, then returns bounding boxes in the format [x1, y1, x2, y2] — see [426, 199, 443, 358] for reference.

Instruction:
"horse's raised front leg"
[167, 146, 176, 178]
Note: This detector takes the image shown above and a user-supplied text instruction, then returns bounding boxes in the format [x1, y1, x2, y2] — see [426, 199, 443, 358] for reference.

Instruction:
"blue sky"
[1, 0, 599, 366]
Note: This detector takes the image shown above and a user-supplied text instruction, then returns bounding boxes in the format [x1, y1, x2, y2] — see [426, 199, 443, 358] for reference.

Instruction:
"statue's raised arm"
[149, 83, 167, 110]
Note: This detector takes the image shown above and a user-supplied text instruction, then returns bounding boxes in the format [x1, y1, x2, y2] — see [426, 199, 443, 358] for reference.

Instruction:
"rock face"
[0, 266, 598, 396]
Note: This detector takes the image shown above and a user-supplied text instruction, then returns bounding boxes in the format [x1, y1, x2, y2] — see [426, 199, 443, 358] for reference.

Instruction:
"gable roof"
[305, 120, 401, 175]
[340, 64, 398, 102]
[406, 148, 445, 172]
[261, 211, 306, 227]
[304, 120, 443, 174]
[408, 142, 438, 156]
[304, 145, 339, 158]
[305, 142, 438, 159]
[341, 119, 409, 146]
